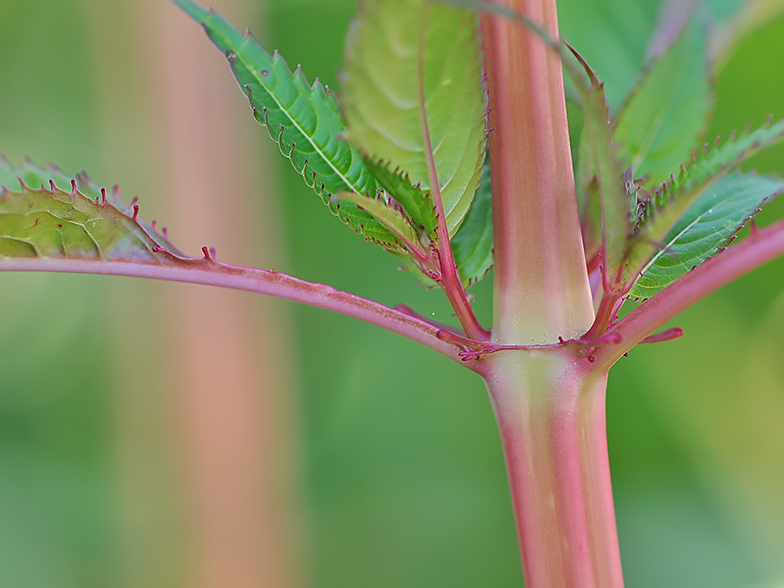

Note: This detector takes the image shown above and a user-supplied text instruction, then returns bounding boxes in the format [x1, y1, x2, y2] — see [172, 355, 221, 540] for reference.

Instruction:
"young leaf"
[172, 0, 400, 247]
[629, 171, 784, 299]
[575, 122, 602, 263]
[0, 157, 181, 256]
[0, 161, 180, 263]
[335, 190, 433, 264]
[341, 0, 486, 236]
[451, 158, 493, 287]
[627, 118, 784, 274]
[361, 157, 438, 238]
[613, 20, 712, 188]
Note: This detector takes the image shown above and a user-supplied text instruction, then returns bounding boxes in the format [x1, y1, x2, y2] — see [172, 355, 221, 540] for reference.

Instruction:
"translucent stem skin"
[482, 351, 624, 588]
[481, 0, 594, 346]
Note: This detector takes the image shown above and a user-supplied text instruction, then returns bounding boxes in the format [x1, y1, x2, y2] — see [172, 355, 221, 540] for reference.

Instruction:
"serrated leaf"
[629, 171, 784, 299]
[335, 190, 432, 262]
[341, 0, 486, 236]
[172, 0, 401, 247]
[0, 157, 182, 256]
[0, 159, 182, 263]
[452, 157, 493, 287]
[361, 157, 438, 238]
[613, 20, 712, 188]
[575, 122, 602, 262]
[568, 45, 630, 288]
[627, 118, 784, 273]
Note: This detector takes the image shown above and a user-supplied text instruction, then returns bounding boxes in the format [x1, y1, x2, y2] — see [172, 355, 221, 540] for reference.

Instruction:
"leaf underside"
[341, 0, 487, 237]
[0, 158, 185, 264]
[172, 0, 406, 250]
[630, 171, 784, 299]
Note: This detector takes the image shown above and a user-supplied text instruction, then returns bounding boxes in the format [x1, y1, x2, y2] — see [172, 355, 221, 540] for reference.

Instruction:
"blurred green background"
[1, 0, 784, 586]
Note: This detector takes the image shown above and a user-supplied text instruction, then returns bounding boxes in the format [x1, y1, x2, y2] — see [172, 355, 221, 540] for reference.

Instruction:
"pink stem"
[0, 256, 473, 366]
[481, 0, 594, 345]
[484, 352, 624, 588]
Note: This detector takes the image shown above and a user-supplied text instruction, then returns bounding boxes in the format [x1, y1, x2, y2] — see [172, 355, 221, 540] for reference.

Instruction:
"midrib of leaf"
[629, 171, 784, 298]
[231, 46, 355, 196]
[627, 118, 784, 275]
[636, 206, 710, 278]
[173, 0, 403, 248]
[341, 0, 486, 236]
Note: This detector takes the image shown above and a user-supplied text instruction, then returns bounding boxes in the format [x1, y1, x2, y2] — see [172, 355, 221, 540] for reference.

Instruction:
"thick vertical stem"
[481, 0, 594, 345]
[483, 352, 624, 588]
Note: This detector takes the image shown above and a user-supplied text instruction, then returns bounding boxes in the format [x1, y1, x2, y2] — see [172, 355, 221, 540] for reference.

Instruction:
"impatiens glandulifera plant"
[3, 0, 784, 585]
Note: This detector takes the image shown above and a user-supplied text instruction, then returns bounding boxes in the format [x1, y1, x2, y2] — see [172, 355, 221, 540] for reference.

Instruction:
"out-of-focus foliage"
[2, 1, 784, 588]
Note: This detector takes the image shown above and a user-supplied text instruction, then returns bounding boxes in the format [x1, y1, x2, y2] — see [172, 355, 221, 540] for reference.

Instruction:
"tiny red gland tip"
[202, 246, 212, 260]
[132, 204, 139, 220]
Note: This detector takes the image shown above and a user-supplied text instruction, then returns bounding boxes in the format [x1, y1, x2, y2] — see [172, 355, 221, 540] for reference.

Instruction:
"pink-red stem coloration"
[483, 352, 624, 588]
[480, 0, 624, 585]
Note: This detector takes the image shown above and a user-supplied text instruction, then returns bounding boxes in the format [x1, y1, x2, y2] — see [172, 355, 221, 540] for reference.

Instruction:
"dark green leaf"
[362, 158, 438, 239]
[452, 158, 493, 287]
[627, 118, 784, 274]
[172, 0, 400, 247]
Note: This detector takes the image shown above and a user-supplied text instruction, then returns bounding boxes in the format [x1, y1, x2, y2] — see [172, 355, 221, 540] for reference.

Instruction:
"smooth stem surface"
[481, 0, 594, 345]
[482, 351, 624, 588]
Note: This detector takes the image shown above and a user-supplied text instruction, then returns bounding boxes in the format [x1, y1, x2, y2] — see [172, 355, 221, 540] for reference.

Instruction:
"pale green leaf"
[0, 159, 182, 263]
[613, 20, 712, 188]
[629, 171, 784, 299]
[173, 0, 402, 248]
[335, 190, 432, 263]
[341, 0, 486, 236]
[0, 158, 182, 257]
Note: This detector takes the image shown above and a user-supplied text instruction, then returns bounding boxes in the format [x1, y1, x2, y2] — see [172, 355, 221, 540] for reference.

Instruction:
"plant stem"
[479, 1, 626, 584]
[0, 256, 472, 365]
[483, 351, 624, 588]
[481, 0, 594, 345]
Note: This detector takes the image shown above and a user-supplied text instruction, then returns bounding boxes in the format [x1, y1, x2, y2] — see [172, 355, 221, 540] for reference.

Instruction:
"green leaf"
[575, 121, 602, 263]
[568, 45, 630, 288]
[335, 190, 432, 263]
[0, 159, 181, 262]
[362, 157, 438, 239]
[629, 171, 784, 299]
[627, 118, 784, 274]
[613, 20, 712, 188]
[558, 0, 662, 111]
[452, 157, 493, 287]
[341, 0, 486, 236]
[172, 0, 400, 248]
